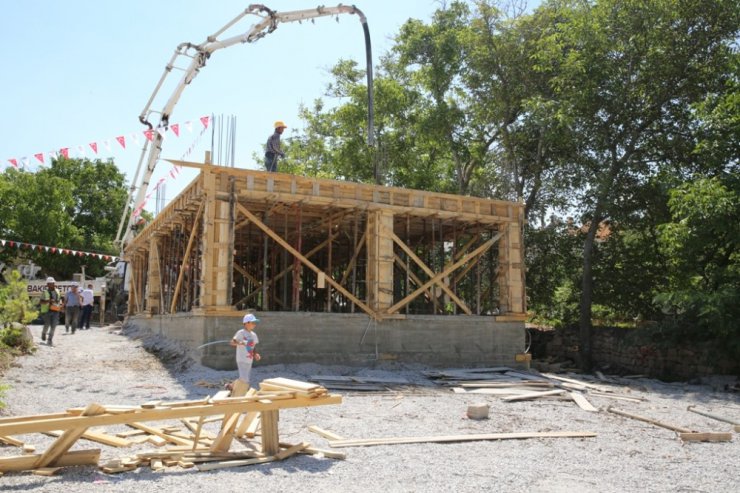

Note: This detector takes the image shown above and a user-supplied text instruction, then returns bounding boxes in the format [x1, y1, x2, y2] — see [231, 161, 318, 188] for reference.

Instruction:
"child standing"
[230, 313, 261, 386]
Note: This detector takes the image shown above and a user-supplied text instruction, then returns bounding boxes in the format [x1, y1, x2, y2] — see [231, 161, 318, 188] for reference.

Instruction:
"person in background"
[264, 120, 287, 172]
[40, 277, 61, 346]
[230, 313, 262, 387]
[64, 283, 82, 334]
[79, 283, 94, 330]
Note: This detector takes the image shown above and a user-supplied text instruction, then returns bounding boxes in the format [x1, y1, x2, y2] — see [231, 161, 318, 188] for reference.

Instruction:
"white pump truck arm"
[115, 3, 375, 252]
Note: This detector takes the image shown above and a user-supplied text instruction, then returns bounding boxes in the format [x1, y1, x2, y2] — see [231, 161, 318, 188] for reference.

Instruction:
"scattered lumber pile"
[427, 367, 643, 412]
[309, 375, 414, 392]
[0, 378, 342, 475]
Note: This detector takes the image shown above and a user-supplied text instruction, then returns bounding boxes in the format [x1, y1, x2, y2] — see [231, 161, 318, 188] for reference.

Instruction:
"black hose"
[362, 20, 375, 148]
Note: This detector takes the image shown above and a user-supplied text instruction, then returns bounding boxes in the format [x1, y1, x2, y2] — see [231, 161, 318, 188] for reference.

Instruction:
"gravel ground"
[1, 323, 738, 493]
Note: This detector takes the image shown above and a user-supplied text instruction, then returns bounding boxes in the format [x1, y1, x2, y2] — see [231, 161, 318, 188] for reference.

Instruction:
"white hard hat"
[46, 277, 56, 283]
[242, 313, 260, 324]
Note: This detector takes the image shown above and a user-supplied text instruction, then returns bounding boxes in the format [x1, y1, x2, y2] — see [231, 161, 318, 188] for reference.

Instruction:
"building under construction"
[125, 161, 527, 369]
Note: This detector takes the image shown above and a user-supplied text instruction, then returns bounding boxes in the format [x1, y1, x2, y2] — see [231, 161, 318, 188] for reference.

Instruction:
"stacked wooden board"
[0, 378, 342, 475]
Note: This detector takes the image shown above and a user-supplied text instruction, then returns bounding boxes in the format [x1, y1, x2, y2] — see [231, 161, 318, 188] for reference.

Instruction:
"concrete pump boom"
[115, 4, 374, 252]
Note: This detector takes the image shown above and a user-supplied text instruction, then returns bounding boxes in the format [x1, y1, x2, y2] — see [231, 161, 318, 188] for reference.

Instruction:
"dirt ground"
[0, 323, 738, 492]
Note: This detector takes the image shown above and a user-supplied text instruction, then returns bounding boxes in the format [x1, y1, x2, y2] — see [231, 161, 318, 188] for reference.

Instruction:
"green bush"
[0, 326, 35, 355]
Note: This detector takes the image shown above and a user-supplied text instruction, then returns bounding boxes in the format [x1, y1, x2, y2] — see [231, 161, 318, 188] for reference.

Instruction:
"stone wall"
[530, 325, 738, 380]
[128, 312, 526, 370]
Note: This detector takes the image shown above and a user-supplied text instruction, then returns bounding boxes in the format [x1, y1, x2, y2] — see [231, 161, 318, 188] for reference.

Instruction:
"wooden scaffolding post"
[498, 211, 525, 315]
[200, 171, 234, 309]
[366, 209, 394, 314]
[146, 238, 162, 315]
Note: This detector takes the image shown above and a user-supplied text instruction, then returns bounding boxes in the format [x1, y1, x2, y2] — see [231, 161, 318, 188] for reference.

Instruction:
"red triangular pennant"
[116, 135, 126, 149]
[89, 142, 98, 154]
[9, 158, 18, 168]
[34, 153, 45, 164]
[144, 129, 155, 141]
[200, 116, 210, 128]
[171, 123, 180, 137]
[60, 148, 69, 158]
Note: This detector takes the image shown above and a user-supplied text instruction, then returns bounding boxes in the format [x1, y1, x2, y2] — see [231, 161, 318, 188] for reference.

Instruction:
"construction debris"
[328, 431, 597, 448]
[607, 406, 732, 442]
[0, 378, 341, 474]
[466, 403, 490, 420]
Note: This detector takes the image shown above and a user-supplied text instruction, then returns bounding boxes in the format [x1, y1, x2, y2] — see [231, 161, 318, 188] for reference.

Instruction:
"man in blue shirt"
[264, 120, 287, 172]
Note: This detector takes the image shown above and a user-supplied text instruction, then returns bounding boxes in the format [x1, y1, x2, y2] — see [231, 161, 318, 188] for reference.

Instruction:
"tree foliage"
[0, 157, 127, 279]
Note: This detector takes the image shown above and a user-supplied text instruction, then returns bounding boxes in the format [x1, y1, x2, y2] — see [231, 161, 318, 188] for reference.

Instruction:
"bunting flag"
[129, 116, 209, 221]
[0, 238, 118, 262]
[3, 115, 211, 171]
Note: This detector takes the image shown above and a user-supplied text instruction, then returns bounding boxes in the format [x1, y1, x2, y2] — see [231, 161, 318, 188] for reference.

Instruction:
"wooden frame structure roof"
[123, 161, 525, 321]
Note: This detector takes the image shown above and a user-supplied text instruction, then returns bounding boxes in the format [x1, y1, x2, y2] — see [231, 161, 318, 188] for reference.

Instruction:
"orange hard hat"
[274, 120, 287, 129]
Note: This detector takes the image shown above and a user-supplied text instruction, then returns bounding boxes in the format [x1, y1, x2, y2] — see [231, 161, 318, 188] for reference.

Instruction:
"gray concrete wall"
[128, 312, 525, 370]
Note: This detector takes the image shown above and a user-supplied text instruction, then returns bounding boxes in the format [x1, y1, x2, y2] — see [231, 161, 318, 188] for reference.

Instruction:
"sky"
[0, 0, 441, 215]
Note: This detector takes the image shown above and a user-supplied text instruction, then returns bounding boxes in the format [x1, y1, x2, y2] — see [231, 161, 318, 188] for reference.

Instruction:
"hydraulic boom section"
[115, 4, 375, 251]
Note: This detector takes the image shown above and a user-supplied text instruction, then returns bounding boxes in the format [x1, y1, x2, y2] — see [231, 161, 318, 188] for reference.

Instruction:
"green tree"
[655, 176, 739, 347]
[534, 0, 739, 369]
[0, 157, 127, 279]
[0, 270, 38, 325]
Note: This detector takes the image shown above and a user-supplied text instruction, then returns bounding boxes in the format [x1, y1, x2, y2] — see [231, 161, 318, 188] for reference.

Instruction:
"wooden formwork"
[124, 160, 526, 321]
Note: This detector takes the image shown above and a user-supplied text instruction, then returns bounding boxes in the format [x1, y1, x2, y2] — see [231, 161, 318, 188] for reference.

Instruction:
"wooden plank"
[209, 413, 241, 453]
[329, 431, 597, 448]
[31, 467, 61, 476]
[209, 384, 252, 453]
[542, 373, 611, 392]
[33, 402, 105, 469]
[245, 413, 261, 439]
[451, 387, 534, 396]
[308, 425, 345, 441]
[569, 392, 599, 412]
[0, 394, 342, 436]
[0, 435, 24, 447]
[131, 422, 194, 446]
[196, 455, 277, 471]
[502, 389, 567, 402]
[279, 442, 346, 460]
[606, 407, 692, 433]
[45, 429, 132, 448]
[261, 410, 280, 455]
[678, 432, 733, 443]
[235, 411, 260, 438]
[274, 442, 309, 460]
[589, 392, 644, 403]
[0, 449, 101, 473]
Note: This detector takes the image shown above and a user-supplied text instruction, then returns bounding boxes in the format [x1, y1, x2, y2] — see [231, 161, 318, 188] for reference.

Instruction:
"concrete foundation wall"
[128, 312, 525, 370]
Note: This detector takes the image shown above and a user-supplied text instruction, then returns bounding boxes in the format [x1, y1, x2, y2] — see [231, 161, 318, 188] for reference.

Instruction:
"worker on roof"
[264, 120, 287, 172]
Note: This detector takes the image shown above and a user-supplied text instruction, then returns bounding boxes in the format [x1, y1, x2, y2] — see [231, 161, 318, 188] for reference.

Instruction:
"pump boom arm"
[115, 4, 374, 251]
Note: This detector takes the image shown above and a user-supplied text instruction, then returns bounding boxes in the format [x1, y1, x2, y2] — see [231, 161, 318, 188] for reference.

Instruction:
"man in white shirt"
[79, 283, 95, 330]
